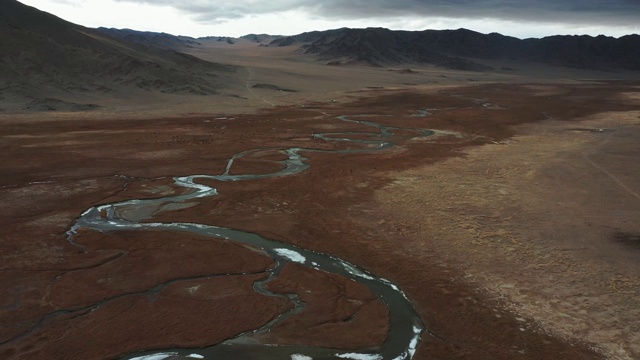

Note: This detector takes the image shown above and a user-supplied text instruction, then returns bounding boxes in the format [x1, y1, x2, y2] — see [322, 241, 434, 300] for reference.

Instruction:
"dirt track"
[1, 81, 639, 359]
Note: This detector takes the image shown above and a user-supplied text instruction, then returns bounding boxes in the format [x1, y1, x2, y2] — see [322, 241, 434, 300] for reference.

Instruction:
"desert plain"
[1, 36, 640, 360]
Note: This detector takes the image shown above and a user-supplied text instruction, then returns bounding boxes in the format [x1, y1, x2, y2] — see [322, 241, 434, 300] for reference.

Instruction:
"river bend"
[69, 114, 434, 360]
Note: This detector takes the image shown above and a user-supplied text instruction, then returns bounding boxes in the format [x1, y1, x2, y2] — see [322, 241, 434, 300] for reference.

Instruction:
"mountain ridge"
[0, 0, 237, 111]
[269, 27, 640, 71]
[95, 27, 202, 50]
[73, 25, 640, 72]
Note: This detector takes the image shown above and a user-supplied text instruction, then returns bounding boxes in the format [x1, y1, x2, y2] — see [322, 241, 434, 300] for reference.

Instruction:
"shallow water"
[69, 114, 434, 360]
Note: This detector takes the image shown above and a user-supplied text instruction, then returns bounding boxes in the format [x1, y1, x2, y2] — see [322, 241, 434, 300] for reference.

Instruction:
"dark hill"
[240, 34, 282, 43]
[299, 27, 491, 70]
[0, 0, 237, 111]
[413, 29, 640, 70]
[199, 36, 237, 44]
[270, 30, 332, 47]
[95, 28, 202, 50]
[270, 27, 640, 71]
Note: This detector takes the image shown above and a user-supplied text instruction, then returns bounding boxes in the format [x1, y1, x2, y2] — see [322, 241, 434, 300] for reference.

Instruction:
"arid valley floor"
[1, 38, 640, 360]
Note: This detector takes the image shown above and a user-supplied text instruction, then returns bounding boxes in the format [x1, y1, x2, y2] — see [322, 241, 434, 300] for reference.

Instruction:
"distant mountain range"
[269, 27, 640, 71]
[0, 0, 236, 111]
[104, 26, 640, 72]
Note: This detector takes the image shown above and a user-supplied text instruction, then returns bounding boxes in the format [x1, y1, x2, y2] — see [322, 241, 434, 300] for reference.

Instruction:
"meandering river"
[69, 114, 434, 360]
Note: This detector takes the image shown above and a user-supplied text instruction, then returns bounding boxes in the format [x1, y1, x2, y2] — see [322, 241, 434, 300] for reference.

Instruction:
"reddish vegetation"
[257, 263, 389, 348]
[6, 274, 289, 360]
[1, 82, 638, 359]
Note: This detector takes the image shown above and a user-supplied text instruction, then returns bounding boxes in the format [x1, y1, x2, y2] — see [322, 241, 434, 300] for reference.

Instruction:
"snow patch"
[341, 262, 375, 280]
[130, 353, 177, 360]
[291, 355, 313, 360]
[274, 248, 306, 263]
[335, 353, 382, 360]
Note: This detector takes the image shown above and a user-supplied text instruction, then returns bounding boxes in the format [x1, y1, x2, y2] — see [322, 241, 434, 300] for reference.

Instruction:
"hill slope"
[414, 28, 640, 70]
[300, 28, 491, 70]
[0, 0, 237, 111]
[94, 28, 202, 51]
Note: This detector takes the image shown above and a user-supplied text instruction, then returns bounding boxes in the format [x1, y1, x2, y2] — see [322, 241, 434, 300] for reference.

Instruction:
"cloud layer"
[115, 0, 640, 27]
[24, 0, 640, 38]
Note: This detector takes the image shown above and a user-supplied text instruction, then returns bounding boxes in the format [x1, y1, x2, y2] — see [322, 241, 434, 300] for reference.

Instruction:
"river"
[68, 114, 434, 360]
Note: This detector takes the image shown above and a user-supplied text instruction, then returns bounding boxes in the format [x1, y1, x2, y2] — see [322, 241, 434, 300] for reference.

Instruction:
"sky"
[18, 0, 640, 39]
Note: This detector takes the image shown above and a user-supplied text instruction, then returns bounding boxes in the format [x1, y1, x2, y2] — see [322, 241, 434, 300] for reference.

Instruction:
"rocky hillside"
[414, 28, 640, 70]
[270, 27, 640, 71]
[0, 0, 237, 111]
[95, 28, 202, 50]
[240, 34, 282, 44]
[299, 27, 490, 70]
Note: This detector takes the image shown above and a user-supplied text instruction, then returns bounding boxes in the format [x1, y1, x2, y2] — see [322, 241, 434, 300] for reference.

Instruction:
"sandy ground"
[1, 45, 639, 359]
[373, 109, 640, 359]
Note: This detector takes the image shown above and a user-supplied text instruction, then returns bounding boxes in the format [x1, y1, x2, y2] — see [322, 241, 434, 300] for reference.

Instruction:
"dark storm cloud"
[116, 0, 640, 27]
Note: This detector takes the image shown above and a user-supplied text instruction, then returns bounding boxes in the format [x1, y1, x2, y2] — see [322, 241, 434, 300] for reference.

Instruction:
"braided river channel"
[69, 114, 435, 360]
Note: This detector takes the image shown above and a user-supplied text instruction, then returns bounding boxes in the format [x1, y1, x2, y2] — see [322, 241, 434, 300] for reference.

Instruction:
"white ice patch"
[187, 354, 204, 359]
[192, 223, 215, 230]
[175, 177, 217, 196]
[409, 336, 419, 357]
[335, 353, 382, 360]
[341, 262, 375, 280]
[130, 353, 177, 360]
[407, 325, 422, 357]
[291, 355, 313, 360]
[113, 222, 136, 228]
[274, 248, 306, 263]
[193, 189, 217, 199]
[380, 278, 400, 292]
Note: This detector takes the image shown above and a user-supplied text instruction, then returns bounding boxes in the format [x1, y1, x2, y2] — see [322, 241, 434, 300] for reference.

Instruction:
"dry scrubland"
[1, 40, 640, 360]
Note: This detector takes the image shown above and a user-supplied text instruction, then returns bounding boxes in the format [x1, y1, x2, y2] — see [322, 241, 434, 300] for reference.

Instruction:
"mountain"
[300, 27, 491, 70]
[270, 27, 640, 71]
[196, 34, 283, 45]
[269, 28, 493, 70]
[0, 0, 237, 111]
[270, 30, 331, 47]
[409, 28, 640, 70]
[95, 28, 202, 50]
[199, 36, 237, 44]
[240, 34, 283, 44]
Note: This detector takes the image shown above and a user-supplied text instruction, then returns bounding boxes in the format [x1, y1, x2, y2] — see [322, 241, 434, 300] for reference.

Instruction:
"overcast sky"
[19, 0, 640, 39]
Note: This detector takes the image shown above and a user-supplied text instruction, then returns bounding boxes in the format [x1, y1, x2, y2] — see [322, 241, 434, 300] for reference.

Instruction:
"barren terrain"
[1, 31, 640, 360]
